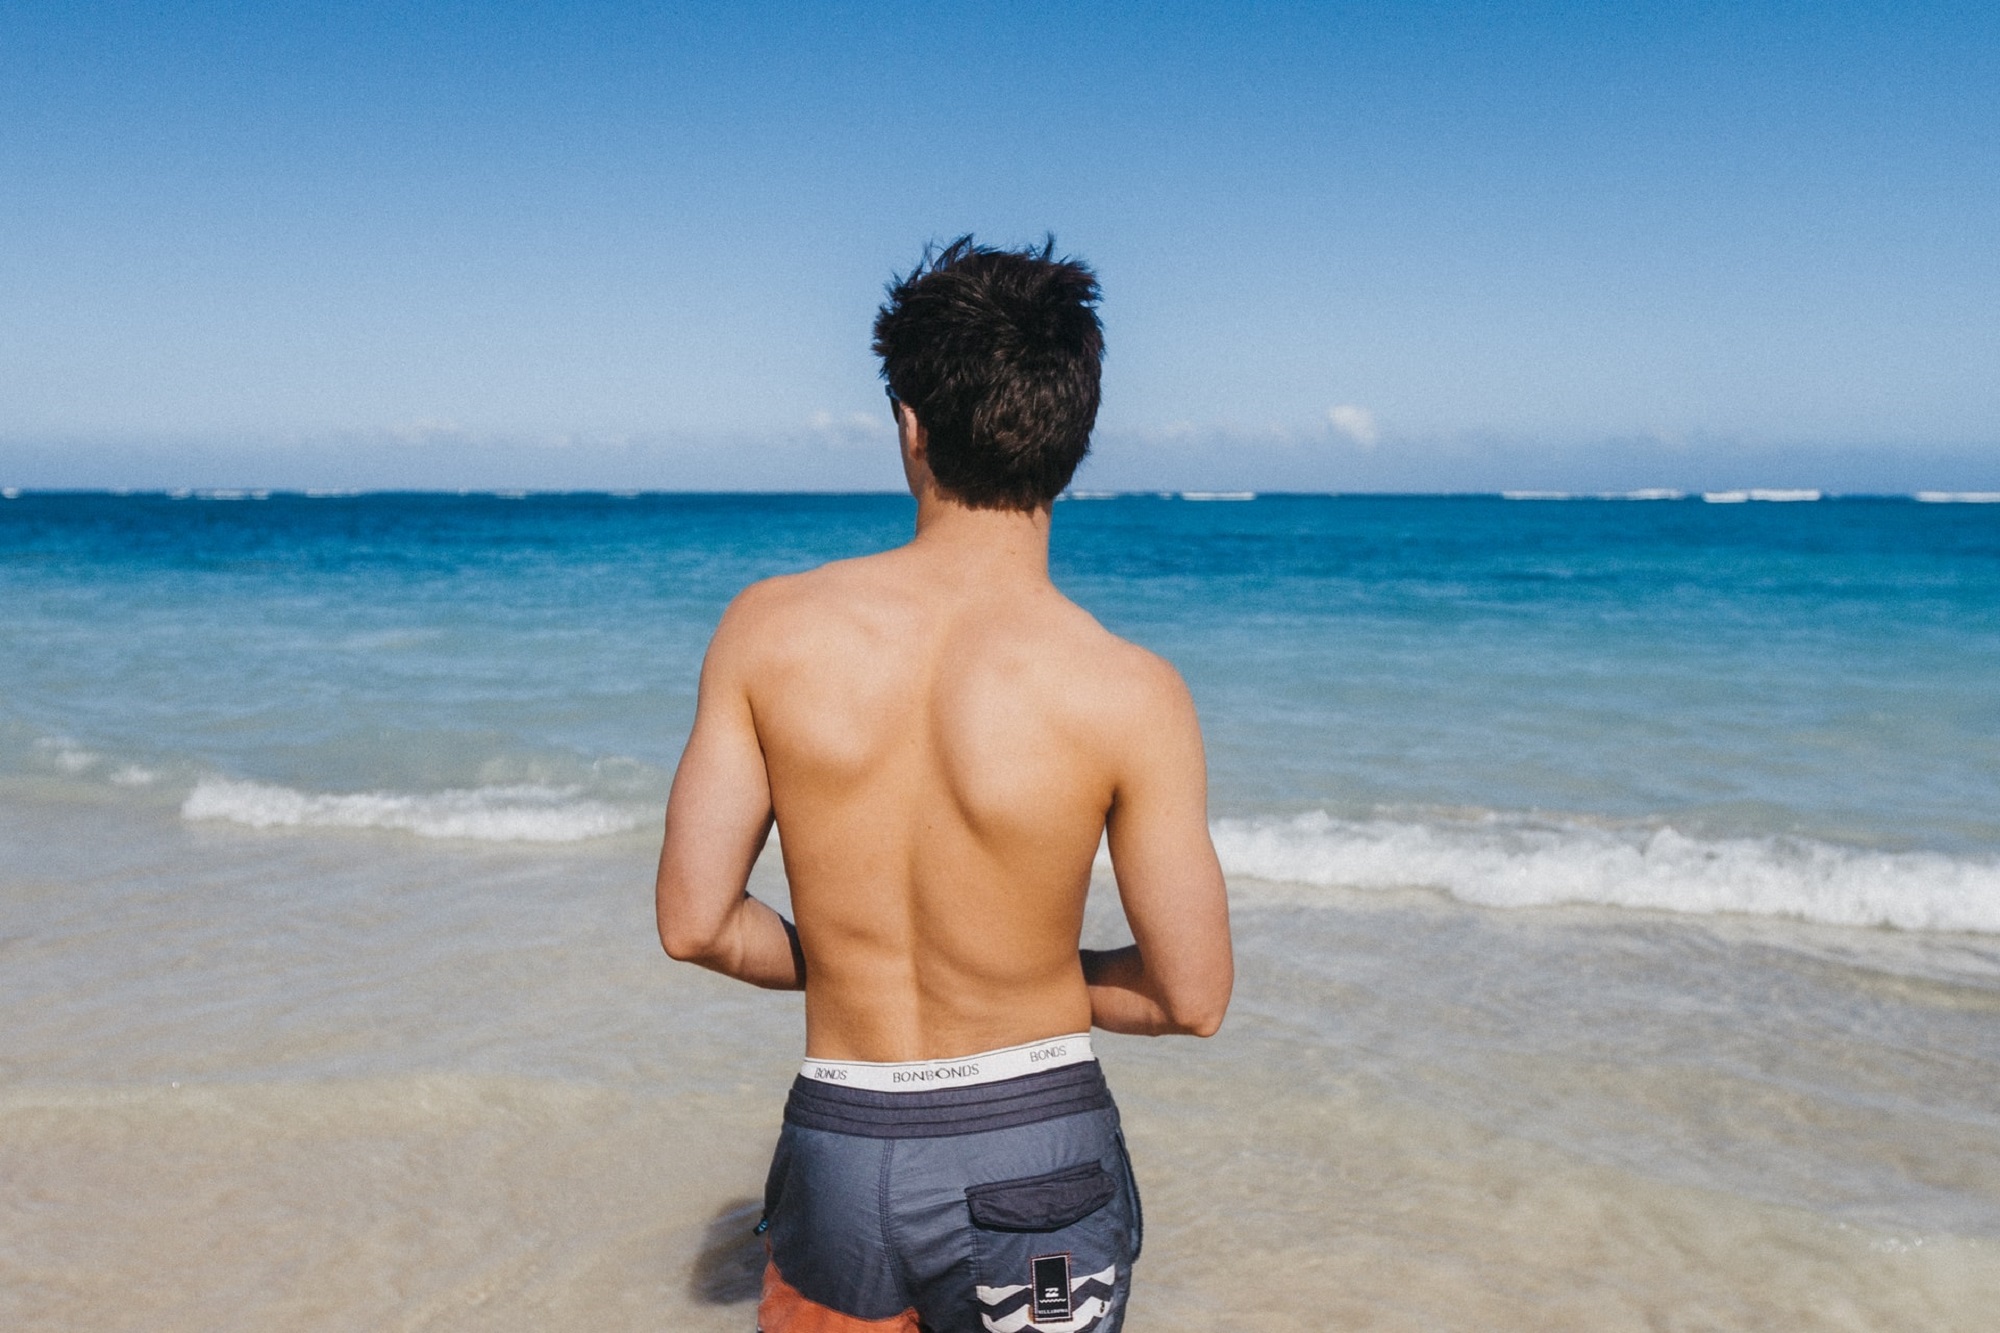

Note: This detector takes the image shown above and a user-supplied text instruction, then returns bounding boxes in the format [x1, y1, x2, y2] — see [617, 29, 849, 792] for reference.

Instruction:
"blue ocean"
[6, 490, 2000, 1329]
[5, 491, 1997, 927]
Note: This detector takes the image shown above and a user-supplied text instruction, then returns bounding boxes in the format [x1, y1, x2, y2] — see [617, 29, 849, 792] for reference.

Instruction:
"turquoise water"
[4, 490, 1998, 929]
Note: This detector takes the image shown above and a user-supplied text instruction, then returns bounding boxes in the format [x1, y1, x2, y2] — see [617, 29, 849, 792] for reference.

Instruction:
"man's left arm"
[655, 597, 806, 990]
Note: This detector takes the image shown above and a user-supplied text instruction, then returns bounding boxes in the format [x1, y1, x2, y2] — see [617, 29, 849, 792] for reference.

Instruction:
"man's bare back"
[656, 458, 1231, 1062]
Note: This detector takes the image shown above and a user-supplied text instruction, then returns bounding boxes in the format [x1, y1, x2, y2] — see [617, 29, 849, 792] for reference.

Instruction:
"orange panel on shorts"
[758, 1259, 920, 1333]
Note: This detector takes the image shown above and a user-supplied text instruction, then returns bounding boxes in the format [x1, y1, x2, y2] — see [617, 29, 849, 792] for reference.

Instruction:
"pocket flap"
[965, 1162, 1118, 1232]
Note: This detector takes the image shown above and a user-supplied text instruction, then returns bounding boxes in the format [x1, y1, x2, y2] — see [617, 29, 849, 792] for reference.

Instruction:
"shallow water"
[4, 492, 2000, 1328]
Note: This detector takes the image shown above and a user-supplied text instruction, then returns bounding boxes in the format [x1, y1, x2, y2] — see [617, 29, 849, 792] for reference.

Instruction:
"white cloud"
[807, 408, 893, 451]
[378, 417, 472, 445]
[1327, 404, 1379, 449]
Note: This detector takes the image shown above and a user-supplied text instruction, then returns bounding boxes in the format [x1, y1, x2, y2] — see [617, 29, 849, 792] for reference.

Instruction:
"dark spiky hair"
[872, 235, 1104, 511]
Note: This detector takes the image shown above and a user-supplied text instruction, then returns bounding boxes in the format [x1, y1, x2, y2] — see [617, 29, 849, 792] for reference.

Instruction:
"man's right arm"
[1086, 655, 1233, 1037]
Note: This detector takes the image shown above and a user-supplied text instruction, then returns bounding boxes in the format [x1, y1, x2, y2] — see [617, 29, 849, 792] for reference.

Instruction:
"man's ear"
[896, 401, 937, 499]
[897, 402, 929, 465]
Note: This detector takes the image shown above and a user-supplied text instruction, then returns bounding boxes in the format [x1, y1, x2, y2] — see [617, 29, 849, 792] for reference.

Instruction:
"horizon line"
[7, 487, 2000, 504]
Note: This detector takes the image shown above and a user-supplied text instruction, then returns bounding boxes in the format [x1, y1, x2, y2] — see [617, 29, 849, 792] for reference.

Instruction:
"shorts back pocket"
[965, 1162, 1118, 1231]
[966, 1161, 1130, 1332]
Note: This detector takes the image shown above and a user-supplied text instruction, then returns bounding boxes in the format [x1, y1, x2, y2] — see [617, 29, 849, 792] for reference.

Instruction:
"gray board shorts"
[756, 1035, 1141, 1333]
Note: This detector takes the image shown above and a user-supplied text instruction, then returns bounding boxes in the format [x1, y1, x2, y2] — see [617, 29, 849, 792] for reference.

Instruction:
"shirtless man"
[656, 237, 1233, 1333]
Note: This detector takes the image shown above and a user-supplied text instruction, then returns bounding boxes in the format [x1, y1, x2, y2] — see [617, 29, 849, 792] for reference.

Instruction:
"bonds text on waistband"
[799, 1033, 1095, 1093]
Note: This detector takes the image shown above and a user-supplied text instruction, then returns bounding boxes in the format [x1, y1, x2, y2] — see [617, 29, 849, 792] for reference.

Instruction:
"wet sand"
[5, 794, 1997, 1330]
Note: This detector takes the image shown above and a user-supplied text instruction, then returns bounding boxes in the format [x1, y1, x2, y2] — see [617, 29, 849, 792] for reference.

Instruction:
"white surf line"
[1703, 489, 1823, 503]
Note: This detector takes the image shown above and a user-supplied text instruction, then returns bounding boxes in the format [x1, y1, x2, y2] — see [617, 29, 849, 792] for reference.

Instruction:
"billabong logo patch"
[974, 1261, 1115, 1332]
[1032, 1254, 1072, 1323]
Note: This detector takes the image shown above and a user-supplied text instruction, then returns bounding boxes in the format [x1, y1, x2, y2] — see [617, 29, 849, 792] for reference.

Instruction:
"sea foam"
[1205, 811, 2000, 934]
[182, 778, 643, 843]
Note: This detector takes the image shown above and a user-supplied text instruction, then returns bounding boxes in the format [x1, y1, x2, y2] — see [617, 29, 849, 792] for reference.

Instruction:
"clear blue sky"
[4, 1, 1996, 491]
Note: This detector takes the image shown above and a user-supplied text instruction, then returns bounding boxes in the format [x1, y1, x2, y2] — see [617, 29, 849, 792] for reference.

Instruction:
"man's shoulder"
[732, 552, 901, 615]
[718, 565, 823, 626]
[1034, 596, 1192, 718]
[709, 555, 902, 657]
[1040, 594, 1155, 663]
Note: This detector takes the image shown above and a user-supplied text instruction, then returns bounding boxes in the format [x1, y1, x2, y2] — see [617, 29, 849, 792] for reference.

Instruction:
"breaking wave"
[181, 778, 644, 843]
[1209, 811, 2000, 934]
[173, 776, 2000, 932]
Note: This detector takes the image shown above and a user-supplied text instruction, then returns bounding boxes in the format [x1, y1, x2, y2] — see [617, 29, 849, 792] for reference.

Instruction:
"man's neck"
[908, 487, 1053, 585]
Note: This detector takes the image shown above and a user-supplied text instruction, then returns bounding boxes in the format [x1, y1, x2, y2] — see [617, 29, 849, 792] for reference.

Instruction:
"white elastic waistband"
[799, 1033, 1095, 1093]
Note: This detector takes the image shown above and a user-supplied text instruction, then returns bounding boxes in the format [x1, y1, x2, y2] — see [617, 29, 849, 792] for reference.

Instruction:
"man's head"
[873, 236, 1103, 512]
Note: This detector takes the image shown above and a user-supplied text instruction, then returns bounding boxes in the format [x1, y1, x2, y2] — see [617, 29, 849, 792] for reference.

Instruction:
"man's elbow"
[1164, 985, 1231, 1038]
[658, 914, 724, 966]
[1171, 1004, 1227, 1038]
[1183, 1008, 1226, 1038]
